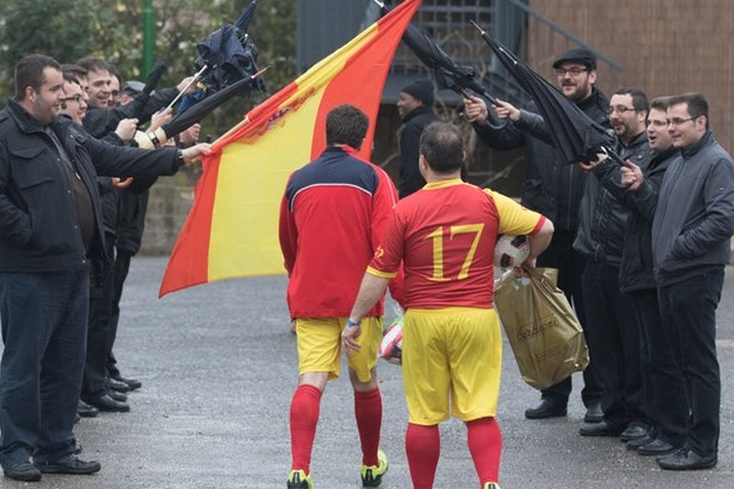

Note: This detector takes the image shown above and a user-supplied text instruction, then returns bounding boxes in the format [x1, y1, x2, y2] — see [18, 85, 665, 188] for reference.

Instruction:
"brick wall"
[528, 0, 734, 153]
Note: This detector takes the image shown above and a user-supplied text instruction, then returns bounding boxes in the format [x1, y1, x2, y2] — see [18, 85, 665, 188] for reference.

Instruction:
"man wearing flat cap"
[464, 47, 609, 424]
[396, 79, 439, 198]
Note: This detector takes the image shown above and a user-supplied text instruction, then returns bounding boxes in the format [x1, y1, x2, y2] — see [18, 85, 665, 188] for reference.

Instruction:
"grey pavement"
[2, 257, 734, 488]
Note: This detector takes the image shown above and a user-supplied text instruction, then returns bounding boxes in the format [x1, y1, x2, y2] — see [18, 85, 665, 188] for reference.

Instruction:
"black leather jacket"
[473, 88, 609, 231]
[594, 146, 677, 291]
[574, 131, 652, 266]
[0, 99, 180, 272]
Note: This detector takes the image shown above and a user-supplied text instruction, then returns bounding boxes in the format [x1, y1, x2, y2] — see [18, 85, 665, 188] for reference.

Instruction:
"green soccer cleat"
[287, 469, 314, 489]
[483, 482, 502, 489]
[361, 449, 389, 487]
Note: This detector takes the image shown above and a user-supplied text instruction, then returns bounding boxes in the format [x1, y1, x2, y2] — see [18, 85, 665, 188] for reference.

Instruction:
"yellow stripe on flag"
[159, 0, 422, 296]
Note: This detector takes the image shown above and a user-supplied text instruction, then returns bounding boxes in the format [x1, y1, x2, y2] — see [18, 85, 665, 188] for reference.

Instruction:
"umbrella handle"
[601, 146, 626, 166]
[165, 64, 209, 111]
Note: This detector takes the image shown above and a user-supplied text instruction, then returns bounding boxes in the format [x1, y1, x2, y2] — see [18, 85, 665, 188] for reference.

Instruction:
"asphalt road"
[2, 257, 734, 488]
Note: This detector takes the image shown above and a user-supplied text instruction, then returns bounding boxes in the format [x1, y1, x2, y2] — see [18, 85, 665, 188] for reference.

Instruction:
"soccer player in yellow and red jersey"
[343, 121, 554, 489]
[279, 105, 398, 489]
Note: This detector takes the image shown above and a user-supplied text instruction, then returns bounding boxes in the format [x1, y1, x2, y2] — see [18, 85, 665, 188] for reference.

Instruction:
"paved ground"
[2, 257, 734, 488]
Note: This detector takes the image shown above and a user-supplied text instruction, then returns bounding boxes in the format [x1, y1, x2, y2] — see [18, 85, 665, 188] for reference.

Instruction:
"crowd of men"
[0, 54, 208, 482]
[280, 47, 733, 489]
[1, 44, 732, 489]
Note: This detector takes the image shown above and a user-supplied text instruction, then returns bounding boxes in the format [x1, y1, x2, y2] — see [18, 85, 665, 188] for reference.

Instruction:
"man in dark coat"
[0, 54, 208, 482]
[396, 79, 439, 198]
[592, 96, 680, 455]
[463, 48, 607, 423]
[651, 93, 734, 470]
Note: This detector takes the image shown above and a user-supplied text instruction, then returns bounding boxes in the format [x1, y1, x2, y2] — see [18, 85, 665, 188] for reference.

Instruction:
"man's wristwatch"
[176, 149, 186, 168]
[347, 319, 361, 328]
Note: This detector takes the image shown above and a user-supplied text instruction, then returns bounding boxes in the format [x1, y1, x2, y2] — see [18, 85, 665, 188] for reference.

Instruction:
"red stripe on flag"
[158, 155, 220, 296]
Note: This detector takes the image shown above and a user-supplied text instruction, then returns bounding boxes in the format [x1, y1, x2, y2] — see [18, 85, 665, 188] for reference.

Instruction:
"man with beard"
[590, 97, 680, 455]
[574, 87, 651, 442]
[463, 48, 607, 424]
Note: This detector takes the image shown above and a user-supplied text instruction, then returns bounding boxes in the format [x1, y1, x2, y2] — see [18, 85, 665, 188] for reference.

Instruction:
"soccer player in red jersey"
[279, 105, 398, 489]
[343, 121, 554, 489]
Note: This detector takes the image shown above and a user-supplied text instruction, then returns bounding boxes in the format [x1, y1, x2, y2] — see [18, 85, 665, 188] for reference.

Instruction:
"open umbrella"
[175, 0, 266, 113]
[470, 20, 618, 165]
[135, 66, 269, 149]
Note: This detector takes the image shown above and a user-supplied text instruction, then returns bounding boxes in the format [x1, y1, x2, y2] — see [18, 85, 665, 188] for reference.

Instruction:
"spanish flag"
[160, 0, 422, 296]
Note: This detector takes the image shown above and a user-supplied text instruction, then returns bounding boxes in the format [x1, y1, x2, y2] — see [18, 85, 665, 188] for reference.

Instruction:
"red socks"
[354, 388, 383, 467]
[289, 384, 322, 473]
[405, 423, 440, 489]
[467, 417, 503, 485]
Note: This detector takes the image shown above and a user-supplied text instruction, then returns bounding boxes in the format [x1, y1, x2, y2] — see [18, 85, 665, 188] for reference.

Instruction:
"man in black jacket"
[651, 93, 734, 470]
[396, 79, 439, 198]
[592, 97, 681, 456]
[576, 87, 651, 441]
[0, 54, 208, 482]
[463, 48, 607, 423]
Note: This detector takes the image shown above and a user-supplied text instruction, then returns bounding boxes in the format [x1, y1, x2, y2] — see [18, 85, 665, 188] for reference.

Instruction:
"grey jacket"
[652, 131, 734, 286]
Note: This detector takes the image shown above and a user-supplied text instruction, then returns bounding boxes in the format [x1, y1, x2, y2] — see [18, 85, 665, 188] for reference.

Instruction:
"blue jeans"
[0, 266, 89, 466]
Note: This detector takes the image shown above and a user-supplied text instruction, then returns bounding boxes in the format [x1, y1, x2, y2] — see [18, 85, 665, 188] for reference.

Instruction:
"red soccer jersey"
[368, 179, 545, 309]
[279, 146, 398, 318]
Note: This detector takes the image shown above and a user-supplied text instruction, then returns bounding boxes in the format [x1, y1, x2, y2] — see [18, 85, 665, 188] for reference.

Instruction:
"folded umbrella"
[471, 20, 618, 164]
[135, 66, 269, 149]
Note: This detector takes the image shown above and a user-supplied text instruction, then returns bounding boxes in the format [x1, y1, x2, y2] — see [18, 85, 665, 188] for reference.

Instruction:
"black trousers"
[107, 249, 134, 378]
[657, 269, 723, 457]
[536, 229, 602, 407]
[581, 261, 646, 426]
[81, 256, 115, 400]
[628, 288, 687, 445]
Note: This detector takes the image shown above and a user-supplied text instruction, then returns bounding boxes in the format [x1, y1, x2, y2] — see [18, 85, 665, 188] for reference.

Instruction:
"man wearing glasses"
[576, 88, 653, 442]
[463, 47, 607, 425]
[650, 93, 734, 470]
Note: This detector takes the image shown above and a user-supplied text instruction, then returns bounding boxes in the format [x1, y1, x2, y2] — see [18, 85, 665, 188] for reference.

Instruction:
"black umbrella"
[135, 66, 269, 149]
[175, 0, 266, 113]
[371, 0, 504, 127]
[470, 20, 618, 165]
[401, 23, 498, 104]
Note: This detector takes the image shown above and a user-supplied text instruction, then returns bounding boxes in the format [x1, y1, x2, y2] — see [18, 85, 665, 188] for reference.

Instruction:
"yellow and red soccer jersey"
[368, 179, 545, 309]
[279, 146, 398, 318]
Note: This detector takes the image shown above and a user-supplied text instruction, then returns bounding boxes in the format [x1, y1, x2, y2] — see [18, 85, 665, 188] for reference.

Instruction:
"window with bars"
[391, 0, 497, 76]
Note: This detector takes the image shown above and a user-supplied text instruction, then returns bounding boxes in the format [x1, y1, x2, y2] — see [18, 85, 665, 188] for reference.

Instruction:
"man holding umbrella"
[463, 48, 606, 423]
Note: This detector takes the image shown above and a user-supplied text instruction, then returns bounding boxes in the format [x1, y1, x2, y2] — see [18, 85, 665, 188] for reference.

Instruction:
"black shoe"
[108, 390, 128, 402]
[658, 447, 717, 470]
[524, 399, 567, 419]
[583, 401, 603, 423]
[77, 400, 99, 418]
[637, 438, 680, 456]
[579, 420, 624, 437]
[35, 455, 101, 475]
[620, 422, 650, 442]
[112, 374, 142, 391]
[3, 461, 42, 481]
[626, 433, 655, 450]
[107, 377, 132, 393]
[83, 394, 130, 413]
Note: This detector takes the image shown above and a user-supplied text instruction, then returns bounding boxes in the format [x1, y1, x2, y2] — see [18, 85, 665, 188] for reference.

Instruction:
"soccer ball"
[494, 234, 530, 268]
[379, 317, 403, 365]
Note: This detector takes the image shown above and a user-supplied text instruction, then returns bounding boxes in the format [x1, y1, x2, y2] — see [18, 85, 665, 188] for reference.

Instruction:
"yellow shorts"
[295, 316, 383, 383]
[402, 307, 502, 425]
